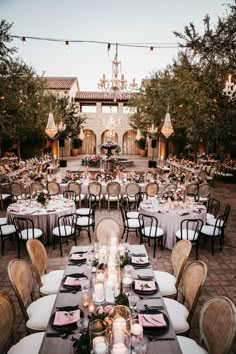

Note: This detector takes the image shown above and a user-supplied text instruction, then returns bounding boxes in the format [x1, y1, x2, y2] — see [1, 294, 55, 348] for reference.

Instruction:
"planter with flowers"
[31, 189, 51, 207]
[99, 141, 121, 158]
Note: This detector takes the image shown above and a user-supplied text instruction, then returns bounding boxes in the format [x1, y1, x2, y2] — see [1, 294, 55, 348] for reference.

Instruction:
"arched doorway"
[82, 129, 96, 154]
[101, 130, 118, 144]
[123, 130, 138, 155]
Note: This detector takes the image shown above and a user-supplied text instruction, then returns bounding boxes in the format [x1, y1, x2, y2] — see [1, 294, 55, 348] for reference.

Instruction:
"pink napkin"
[9, 207, 20, 212]
[138, 313, 167, 327]
[70, 254, 86, 261]
[134, 280, 156, 291]
[53, 309, 81, 326]
[132, 256, 149, 264]
[64, 276, 86, 286]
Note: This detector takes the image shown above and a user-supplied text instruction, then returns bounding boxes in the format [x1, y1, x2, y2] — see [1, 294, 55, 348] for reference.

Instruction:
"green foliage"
[72, 137, 82, 149]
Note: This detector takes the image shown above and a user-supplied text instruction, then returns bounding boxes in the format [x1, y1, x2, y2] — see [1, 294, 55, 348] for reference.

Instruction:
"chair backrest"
[185, 182, 199, 199]
[88, 181, 102, 196]
[57, 213, 75, 235]
[30, 182, 44, 194]
[181, 260, 208, 324]
[170, 240, 192, 290]
[125, 182, 140, 197]
[0, 291, 15, 353]
[26, 239, 47, 288]
[10, 181, 24, 197]
[13, 217, 37, 240]
[209, 166, 216, 177]
[199, 183, 211, 198]
[68, 181, 82, 195]
[179, 219, 203, 241]
[199, 296, 236, 354]
[46, 181, 60, 195]
[163, 183, 178, 192]
[145, 182, 159, 197]
[8, 259, 35, 322]
[198, 170, 208, 181]
[207, 198, 220, 217]
[135, 191, 148, 209]
[63, 190, 77, 201]
[106, 181, 121, 196]
[223, 204, 231, 226]
[138, 213, 158, 236]
[95, 217, 121, 243]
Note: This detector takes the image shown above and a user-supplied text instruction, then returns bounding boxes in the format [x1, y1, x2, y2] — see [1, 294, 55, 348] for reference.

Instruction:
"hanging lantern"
[161, 111, 174, 138]
[45, 112, 58, 139]
[135, 129, 142, 141]
[79, 127, 85, 140]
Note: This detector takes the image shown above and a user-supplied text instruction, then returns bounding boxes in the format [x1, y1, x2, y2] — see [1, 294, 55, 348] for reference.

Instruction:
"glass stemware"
[128, 294, 139, 317]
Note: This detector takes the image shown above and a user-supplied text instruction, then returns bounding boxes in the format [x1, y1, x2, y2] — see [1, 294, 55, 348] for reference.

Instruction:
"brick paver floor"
[0, 157, 235, 353]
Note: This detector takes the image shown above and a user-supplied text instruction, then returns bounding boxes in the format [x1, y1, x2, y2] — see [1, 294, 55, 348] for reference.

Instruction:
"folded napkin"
[53, 309, 81, 326]
[70, 253, 86, 261]
[138, 313, 167, 328]
[9, 207, 20, 212]
[64, 275, 87, 286]
[132, 256, 149, 264]
[134, 280, 156, 291]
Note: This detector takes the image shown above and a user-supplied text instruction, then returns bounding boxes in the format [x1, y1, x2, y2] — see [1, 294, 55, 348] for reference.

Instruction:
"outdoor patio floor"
[0, 155, 235, 353]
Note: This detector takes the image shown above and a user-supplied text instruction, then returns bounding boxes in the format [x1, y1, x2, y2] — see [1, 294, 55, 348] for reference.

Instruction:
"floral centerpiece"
[29, 171, 45, 182]
[82, 155, 101, 167]
[32, 189, 51, 206]
[162, 188, 184, 202]
[99, 141, 121, 158]
[94, 171, 113, 182]
[168, 172, 186, 184]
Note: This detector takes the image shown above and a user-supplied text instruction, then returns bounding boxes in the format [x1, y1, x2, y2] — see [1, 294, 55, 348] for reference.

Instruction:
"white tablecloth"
[139, 199, 206, 249]
[7, 196, 76, 243]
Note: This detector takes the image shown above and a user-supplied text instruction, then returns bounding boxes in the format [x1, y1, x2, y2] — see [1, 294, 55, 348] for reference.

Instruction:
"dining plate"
[62, 273, 88, 290]
[50, 306, 84, 332]
[130, 258, 150, 268]
[132, 280, 158, 295]
[69, 252, 87, 264]
[138, 308, 169, 336]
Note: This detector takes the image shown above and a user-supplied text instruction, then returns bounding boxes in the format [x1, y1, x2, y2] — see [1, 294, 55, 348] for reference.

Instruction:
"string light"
[10, 34, 180, 50]
[65, 40, 69, 48]
[22, 36, 26, 45]
[150, 46, 154, 52]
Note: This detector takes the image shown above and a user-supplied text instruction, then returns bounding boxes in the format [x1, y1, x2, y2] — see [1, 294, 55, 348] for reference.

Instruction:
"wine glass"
[80, 278, 90, 293]
[128, 294, 139, 317]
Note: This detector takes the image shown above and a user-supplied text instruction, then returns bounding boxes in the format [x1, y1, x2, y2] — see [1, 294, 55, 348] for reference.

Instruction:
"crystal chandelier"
[98, 43, 138, 101]
[103, 108, 121, 140]
[45, 112, 66, 139]
[161, 107, 174, 138]
[223, 74, 236, 101]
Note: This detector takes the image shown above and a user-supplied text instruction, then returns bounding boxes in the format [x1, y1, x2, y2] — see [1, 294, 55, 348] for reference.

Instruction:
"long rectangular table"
[38, 244, 182, 354]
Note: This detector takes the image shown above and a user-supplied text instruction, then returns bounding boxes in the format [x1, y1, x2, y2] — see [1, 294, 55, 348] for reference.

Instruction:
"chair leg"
[153, 239, 156, 257]
[211, 238, 215, 256]
[17, 238, 21, 258]
[196, 240, 199, 260]
[59, 238, 63, 257]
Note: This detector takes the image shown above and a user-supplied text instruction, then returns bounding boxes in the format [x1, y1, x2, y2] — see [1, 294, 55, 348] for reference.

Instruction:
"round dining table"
[7, 195, 76, 244]
[139, 198, 206, 249]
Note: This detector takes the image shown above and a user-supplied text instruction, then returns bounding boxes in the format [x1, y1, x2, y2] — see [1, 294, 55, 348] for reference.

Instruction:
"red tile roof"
[75, 91, 130, 101]
[43, 77, 78, 90]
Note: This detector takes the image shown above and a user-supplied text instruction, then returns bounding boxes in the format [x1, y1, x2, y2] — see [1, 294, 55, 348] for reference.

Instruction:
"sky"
[1, 0, 233, 91]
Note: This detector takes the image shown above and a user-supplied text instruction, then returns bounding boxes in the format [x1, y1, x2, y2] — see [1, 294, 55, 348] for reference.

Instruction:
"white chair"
[105, 181, 122, 211]
[75, 203, 96, 243]
[175, 218, 203, 259]
[0, 220, 16, 256]
[95, 217, 121, 243]
[8, 259, 56, 332]
[13, 217, 43, 258]
[138, 213, 164, 257]
[0, 291, 44, 354]
[68, 181, 85, 208]
[206, 197, 220, 221]
[154, 240, 192, 298]
[163, 261, 208, 334]
[52, 213, 76, 257]
[177, 296, 236, 354]
[26, 239, 64, 295]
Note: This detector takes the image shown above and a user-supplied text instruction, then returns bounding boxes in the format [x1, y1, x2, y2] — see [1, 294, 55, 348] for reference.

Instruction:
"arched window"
[82, 130, 96, 154]
[123, 130, 138, 155]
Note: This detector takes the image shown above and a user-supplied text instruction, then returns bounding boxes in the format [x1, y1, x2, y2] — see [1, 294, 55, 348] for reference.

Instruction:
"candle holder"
[89, 319, 108, 351]
[93, 335, 108, 354]
[109, 305, 131, 346]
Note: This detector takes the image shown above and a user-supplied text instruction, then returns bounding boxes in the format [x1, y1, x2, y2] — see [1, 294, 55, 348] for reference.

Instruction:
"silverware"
[139, 296, 161, 300]
[148, 336, 175, 341]
[144, 304, 164, 310]
[46, 332, 74, 339]
[60, 289, 78, 294]
[137, 275, 154, 280]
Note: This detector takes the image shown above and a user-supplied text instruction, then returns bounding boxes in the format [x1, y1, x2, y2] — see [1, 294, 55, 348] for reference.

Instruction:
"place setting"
[60, 273, 89, 293]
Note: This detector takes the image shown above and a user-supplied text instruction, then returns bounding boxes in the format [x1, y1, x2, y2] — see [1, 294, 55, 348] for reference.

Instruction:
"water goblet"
[86, 251, 93, 269]
[128, 294, 139, 317]
[80, 278, 90, 293]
